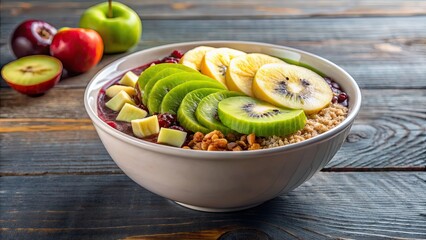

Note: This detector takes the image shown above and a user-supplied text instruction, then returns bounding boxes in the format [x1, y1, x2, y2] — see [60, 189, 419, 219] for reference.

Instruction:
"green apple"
[79, 1, 142, 53]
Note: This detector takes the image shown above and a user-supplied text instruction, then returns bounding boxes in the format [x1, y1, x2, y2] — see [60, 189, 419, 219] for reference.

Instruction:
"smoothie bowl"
[84, 41, 361, 212]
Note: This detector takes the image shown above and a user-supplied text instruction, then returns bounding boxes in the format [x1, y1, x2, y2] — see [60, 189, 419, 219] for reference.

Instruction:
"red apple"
[50, 28, 103, 73]
[11, 19, 57, 58]
[1, 55, 63, 96]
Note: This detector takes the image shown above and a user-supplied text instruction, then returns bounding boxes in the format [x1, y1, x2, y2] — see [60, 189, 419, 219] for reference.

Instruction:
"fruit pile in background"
[1, 1, 142, 96]
[99, 46, 349, 150]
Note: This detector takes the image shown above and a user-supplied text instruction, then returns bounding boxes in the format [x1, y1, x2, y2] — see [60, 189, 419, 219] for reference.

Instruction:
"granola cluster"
[183, 130, 261, 151]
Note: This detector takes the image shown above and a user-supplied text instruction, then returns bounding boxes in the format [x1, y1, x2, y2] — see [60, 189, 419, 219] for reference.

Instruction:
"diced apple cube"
[105, 85, 136, 98]
[157, 128, 187, 147]
[105, 90, 135, 111]
[119, 71, 138, 87]
[116, 103, 148, 122]
[131, 115, 159, 138]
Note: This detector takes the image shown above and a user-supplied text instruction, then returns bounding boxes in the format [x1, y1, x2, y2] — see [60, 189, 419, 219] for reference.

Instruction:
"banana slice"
[226, 53, 286, 97]
[179, 46, 215, 71]
[200, 48, 246, 85]
[253, 63, 333, 114]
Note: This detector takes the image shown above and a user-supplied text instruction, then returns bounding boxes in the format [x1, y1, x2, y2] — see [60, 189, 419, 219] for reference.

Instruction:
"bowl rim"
[84, 40, 361, 159]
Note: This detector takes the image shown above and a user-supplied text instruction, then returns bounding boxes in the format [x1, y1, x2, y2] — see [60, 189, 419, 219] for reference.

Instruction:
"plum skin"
[6, 73, 61, 96]
[10, 19, 57, 58]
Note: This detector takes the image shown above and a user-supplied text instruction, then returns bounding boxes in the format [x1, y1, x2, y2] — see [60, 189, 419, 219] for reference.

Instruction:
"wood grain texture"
[0, 118, 93, 133]
[1, 0, 425, 20]
[328, 89, 426, 168]
[2, 17, 426, 89]
[0, 172, 425, 240]
[1, 1, 425, 238]
[1, 89, 425, 175]
[0, 88, 89, 119]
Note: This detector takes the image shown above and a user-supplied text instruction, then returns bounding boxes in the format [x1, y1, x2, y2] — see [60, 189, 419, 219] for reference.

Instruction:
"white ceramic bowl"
[84, 41, 361, 212]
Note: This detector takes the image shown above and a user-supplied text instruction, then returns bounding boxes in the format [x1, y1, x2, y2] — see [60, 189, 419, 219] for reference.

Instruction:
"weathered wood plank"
[2, 17, 426, 89]
[0, 89, 88, 119]
[328, 89, 426, 168]
[0, 89, 424, 174]
[0, 129, 118, 175]
[0, 172, 425, 239]
[0, 118, 93, 133]
[1, 0, 425, 20]
[2, 17, 426, 50]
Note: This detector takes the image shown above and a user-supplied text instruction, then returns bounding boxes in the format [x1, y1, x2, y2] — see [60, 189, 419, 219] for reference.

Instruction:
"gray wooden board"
[1, 0, 425, 19]
[1, 1, 425, 239]
[0, 172, 425, 239]
[2, 17, 426, 89]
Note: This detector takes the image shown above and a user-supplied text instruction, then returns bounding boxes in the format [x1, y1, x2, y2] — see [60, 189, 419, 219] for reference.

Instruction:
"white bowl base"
[174, 201, 264, 212]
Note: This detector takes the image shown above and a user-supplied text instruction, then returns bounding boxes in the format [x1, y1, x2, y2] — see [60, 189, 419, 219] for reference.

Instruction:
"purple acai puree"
[97, 51, 184, 142]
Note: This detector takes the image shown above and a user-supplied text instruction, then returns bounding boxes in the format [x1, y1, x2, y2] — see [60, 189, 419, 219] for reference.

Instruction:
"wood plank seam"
[0, 118, 94, 132]
[1, 167, 425, 177]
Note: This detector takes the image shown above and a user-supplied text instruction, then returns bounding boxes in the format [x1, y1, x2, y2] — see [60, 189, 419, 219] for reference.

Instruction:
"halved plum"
[1, 55, 63, 96]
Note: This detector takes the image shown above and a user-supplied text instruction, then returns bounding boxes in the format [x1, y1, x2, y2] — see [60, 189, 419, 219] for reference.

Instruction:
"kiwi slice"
[195, 90, 243, 135]
[253, 63, 333, 114]
[147, 72, 215, 114]
[177, 88, 223, 133]
[161, 80, 226, 115]
[142, 68, 184, 105]
[138, 63, 196, 91]
[218, 96, 306, 137]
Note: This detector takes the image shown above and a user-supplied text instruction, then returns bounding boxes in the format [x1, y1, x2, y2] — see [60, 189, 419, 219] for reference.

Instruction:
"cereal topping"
[260, 103, 348, 148]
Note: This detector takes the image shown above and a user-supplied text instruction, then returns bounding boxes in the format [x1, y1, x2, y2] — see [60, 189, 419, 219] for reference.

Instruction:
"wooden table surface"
[1, 1, 425, 239]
